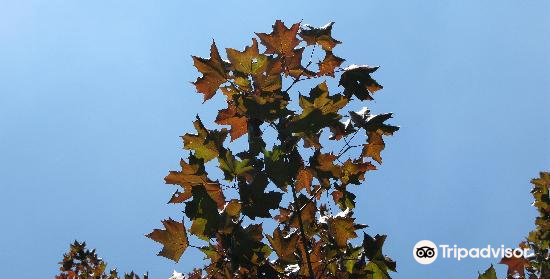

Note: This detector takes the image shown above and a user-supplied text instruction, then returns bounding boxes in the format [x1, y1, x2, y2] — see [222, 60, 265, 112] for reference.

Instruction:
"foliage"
[55, 241, 148, 279]
[519, 172, 549, 278]
[147, 20, 399, 279]
[475, 171, 550, 279]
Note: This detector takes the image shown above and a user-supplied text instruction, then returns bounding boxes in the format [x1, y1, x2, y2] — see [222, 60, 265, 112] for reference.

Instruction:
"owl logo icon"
[413, 240, 438, 264]
[416, 246, 436, 258]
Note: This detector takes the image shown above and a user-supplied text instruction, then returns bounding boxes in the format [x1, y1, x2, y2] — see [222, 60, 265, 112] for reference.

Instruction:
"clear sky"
[0, 1, 549, 278]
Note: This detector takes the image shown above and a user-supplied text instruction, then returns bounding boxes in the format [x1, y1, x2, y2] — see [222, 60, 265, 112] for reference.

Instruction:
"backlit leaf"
[146, 219, 189, 262]
[256, 20, 301, 56]
[182, 116, 228, 162]
[192, 41, 229, 101]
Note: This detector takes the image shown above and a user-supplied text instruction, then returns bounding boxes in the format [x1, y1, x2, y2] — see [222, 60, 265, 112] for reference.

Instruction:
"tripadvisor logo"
[413, 240, 533, 265]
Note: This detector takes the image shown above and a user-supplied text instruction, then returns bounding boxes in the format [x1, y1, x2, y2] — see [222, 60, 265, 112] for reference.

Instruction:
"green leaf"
[182, 116, 228, 163]
[290, 82, 348, 136]
[218, 149, 254, 181]
[226, 38, 268, 75]
[363, 233, 396, 279]
[184, 186, 221, 239]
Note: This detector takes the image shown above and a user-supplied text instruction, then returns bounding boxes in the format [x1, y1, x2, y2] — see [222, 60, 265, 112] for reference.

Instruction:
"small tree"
[146, 20, 399, 279]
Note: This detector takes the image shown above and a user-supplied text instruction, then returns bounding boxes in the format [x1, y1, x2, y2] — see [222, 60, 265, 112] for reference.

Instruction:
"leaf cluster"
[148, 20, 399, 279]
[55, 241, 147, 279]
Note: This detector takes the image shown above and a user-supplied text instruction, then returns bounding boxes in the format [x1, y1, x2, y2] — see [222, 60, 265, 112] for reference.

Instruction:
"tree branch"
[290, 183, 315, 279]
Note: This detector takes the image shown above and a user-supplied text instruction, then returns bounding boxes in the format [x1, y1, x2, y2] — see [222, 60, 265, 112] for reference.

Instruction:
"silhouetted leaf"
[299, 22, 341, 51]
[339, 65, 382, 101]
[239, 174, 283, 219]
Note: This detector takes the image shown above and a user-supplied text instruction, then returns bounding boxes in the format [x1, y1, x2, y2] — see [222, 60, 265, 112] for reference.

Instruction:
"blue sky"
[0, 1, 549, 278]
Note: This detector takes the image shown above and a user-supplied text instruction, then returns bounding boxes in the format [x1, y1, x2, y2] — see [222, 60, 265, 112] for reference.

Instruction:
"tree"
[55, 19, 547, 279]
[475, 172, 550, 279]
[55, 241, 148, 279]
[146, 20, 399, 279]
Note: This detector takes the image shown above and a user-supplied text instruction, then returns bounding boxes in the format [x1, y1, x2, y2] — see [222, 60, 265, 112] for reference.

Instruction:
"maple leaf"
[239, 174, 283, 219]
[290, 82, 348, 136]
[192, 41, 229, 101]
[146, 218, 189, 262]
[299, 22, 341, 51]
[317, 51, 345, 77]
[182, 116, 228, 163]
[218, 149, 254, 181]
[332, 187, 357, 210]
[226, 38, 267, 75]
[264, 146, 301, 190]
[184, 185, 222, 239]
[267, 228, 299, 263]
[328, 215, 358, 248]
[350, 107, 400, 136]
[296, 167, 314, 194]
[236, 91, 292, 122]
[218, 224, 272, 269]
[362, 131, 386, 164]
[310, 150, 342, 185]
[284, 47, 316, 78]
[339, 65, 383, 101]
[163, 154, 223, 205]
[341, 159, 376, 185]
[256, 20, 301, 56]
[223, 199, 241, 218]
[362, 233, 397, 278]
[499, 254, 529, 278]
[477, 265, 497, 279]
[329, 119, 355, 140]
[215, 103, 248, 141]
[289, 194, 317, 228]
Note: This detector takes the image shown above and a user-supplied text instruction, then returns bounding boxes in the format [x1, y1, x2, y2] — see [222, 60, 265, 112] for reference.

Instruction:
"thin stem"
[290, 183, 315, 279]
[283, 45, 317, 93]
[299, 186, 324, 213]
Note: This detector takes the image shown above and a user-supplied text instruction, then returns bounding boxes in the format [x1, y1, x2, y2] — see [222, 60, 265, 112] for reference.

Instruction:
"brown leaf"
[328, 216, 358, 248]
[317, 51, 345, 77]
[341, 159, 376, 185]
[146, 218, 189, 262]
[499, 254, 529, 278]
[296, 168, 314, 194]
[192, 41, 229, 101]
[362, 131, 385, 164]
[284, 48, 316, 78]
[215, 104, 248, 141]
[267, 228, 299, 263]
[256, 20, 301, 56]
